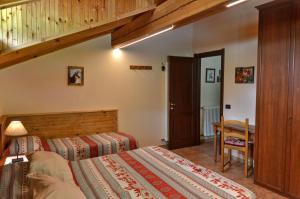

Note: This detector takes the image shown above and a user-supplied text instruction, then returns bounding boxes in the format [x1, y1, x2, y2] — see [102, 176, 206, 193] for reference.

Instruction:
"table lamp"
[4, 121, 28, 163]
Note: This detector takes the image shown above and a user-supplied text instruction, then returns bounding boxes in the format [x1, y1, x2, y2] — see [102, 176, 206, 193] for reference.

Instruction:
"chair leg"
[221, 147, 226, 172]
[250, 144, 254, 172]
[221, 147, 225, 172]
[229, 149, 232, 164]
[244, 150, 248, 177]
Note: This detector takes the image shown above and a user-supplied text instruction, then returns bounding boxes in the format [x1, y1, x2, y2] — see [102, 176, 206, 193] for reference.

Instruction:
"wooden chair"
[221, 116, 251, 177]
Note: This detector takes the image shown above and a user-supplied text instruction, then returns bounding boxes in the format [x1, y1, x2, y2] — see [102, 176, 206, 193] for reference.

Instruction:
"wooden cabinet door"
[286, 2, 300, 198]
[255, 3, 292, 192]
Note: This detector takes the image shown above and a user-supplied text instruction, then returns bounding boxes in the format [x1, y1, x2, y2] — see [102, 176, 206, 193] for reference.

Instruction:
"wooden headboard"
[0, 109, 118, 153]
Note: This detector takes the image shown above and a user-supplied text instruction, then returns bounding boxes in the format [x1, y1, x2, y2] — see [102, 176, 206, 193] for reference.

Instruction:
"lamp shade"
[4, 121, 28, 137]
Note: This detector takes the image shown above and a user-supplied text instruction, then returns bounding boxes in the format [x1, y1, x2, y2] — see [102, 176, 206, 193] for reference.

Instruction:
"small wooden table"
[212, 122, 255, 162]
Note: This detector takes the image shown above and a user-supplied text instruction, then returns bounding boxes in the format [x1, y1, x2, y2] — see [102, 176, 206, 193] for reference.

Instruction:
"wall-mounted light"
[161, 62, 166, 72]
[226, 0, 248, 7]
[118, 25, 174, 49]
[112, 48, 122, 58]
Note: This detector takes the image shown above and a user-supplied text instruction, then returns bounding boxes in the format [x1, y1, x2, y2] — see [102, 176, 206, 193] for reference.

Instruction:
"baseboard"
[254, 180, 288, 198]
[200, 136, 214, 143]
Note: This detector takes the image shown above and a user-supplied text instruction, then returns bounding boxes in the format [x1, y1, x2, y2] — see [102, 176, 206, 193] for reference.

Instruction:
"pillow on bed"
[9, 136, 42, 155]
[27, 173, 86, 199]
[28, 151, 74, 185]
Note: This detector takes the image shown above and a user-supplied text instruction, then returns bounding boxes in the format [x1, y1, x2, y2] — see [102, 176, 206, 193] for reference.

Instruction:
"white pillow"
[27, 173, 86, 199]
[28, 151, 74, 184]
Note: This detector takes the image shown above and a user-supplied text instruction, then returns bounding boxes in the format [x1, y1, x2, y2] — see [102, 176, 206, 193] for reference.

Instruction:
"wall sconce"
[161, 62, 166, 72]
[112, 48, 122, 58]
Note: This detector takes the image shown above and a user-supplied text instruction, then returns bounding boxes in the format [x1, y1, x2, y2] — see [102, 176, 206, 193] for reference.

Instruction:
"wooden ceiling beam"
[112, 0, 229, 48]
[155, 0, 167, 6]
[0, 18, 131, 70]
[112, 0, 195, 40]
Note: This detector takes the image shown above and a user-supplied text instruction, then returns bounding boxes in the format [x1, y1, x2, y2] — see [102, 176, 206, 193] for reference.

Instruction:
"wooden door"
[168, 56, 199, 149]
[255, 2, 292, 192]
[286, 2, 300, 198]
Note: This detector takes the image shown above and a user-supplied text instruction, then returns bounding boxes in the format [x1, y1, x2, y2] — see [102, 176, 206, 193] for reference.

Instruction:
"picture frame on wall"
[68, 66, 84, 86]
[235, 66, 255, 84]
[206, 68, 215, 83]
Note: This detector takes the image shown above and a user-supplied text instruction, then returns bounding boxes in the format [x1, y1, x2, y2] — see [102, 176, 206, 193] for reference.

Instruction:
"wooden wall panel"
[0, 109, 118, 153]
[0, 0, 155, 53]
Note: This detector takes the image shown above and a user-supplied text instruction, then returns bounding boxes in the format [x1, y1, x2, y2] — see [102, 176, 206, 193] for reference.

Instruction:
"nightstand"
[0, 156, 6, 166]
[3, 155, 28, 166]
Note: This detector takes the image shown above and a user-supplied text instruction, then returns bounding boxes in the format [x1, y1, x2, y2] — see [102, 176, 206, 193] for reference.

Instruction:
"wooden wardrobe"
[255, 0, 300, 198]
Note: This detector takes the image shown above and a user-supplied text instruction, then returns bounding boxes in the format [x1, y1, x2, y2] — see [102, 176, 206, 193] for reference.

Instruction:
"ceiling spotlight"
[118, 25, 174, 49]
[226, 0, 248, 8]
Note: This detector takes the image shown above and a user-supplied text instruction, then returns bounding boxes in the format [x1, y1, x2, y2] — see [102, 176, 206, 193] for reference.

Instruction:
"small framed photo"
[68, 66, 84, 86]
[235, 66, 255, 84]
[206, 68, 215, 83]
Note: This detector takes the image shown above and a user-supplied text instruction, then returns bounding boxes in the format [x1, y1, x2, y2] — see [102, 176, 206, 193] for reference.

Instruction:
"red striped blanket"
[0, 146, 256, 199]
[6, 132, 138, 161]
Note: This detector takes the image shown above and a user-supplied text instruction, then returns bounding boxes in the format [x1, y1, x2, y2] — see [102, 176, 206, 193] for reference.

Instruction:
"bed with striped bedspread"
[0, 146, 256, 199]
[6, 132, 138, 161]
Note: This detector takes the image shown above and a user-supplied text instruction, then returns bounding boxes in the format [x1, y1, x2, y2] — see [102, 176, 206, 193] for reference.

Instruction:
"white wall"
[200, 56, 221, 136]
[200, 56, 221, 108]
[0, 25, 193, 147]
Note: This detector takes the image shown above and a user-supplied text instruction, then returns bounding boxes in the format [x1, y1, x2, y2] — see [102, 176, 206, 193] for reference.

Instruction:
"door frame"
[194, 49, 225, 142]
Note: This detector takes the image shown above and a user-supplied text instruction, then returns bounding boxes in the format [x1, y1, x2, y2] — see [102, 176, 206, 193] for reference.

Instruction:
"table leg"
[219, 131, 222, 155]
[214, 126, 218, 162]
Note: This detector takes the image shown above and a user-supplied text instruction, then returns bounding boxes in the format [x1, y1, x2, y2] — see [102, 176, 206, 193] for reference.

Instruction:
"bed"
[0, 146, 256, 199]
[0, 110, 138, 160]
[5, 132, 138, 161]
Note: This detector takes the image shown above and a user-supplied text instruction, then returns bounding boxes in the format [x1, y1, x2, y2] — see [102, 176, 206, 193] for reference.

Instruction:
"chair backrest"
[221, 116, 249, 144]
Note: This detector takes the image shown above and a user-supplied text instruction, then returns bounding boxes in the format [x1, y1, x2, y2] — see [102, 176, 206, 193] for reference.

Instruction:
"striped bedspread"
[7, 132, 138, 161]
[0, 147, 256, 199]
[70, 146, 256, 199]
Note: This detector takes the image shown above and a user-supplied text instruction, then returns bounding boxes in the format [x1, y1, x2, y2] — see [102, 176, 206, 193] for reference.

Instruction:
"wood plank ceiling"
[0, 0, 229, 69]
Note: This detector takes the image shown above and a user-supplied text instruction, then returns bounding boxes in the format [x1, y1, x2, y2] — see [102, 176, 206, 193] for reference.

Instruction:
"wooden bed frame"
[0, 109, 118, 154]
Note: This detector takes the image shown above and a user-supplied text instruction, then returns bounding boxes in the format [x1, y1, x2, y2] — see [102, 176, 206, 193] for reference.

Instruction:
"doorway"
[168, 50, 224, 150]
[195, 49, 225, 143]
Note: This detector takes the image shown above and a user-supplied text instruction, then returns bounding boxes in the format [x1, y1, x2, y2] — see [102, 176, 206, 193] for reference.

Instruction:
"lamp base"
[12, 157, 23, 163]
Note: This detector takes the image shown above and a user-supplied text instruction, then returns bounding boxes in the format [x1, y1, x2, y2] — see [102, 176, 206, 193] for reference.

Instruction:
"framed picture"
[206, 68, 215, 83]
[235, 66, 255, 84]
[68, 66, 84, 86]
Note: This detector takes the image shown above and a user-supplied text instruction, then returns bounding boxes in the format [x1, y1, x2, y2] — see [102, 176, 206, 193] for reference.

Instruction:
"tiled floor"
[172, 142, 287, 199]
